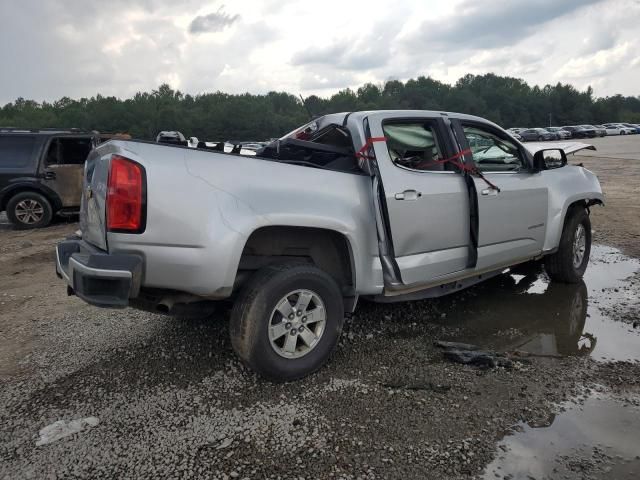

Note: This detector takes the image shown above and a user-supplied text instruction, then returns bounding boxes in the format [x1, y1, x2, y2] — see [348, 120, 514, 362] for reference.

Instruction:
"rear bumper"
[56, 239, 143, 308]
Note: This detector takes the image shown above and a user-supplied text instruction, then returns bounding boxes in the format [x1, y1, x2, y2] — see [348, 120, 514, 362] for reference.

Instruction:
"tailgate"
[80, 146, 111, 250]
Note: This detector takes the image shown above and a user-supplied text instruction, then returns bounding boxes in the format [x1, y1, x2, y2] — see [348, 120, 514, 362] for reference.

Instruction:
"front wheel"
[230, 263, 344, 382]
[545, 208, 591, 283]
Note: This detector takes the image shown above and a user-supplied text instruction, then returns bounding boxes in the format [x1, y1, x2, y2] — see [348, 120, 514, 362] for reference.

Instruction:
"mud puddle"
[438, 245, 640, 362]
[440, 245, 640, 479]
[482, 393, 640, 479]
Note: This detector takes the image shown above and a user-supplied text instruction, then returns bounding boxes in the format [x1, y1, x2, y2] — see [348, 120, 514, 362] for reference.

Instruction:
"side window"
[46, 137, 93, 165]
[0, 135, 37, 169]
[382, 121, 446, 171]
[462, 125, 525, 173]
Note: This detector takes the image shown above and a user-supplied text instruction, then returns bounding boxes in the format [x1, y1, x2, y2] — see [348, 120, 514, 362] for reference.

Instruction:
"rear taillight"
[106, 155, 145, 233]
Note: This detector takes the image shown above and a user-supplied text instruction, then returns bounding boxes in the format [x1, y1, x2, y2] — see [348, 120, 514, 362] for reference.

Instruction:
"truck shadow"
[423, 273, 593, 357]
[347, 269, 594, 366]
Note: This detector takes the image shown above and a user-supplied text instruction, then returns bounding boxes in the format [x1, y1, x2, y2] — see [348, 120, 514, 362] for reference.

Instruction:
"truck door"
[41, 136, 94, 208]
[365, 114, 470, 286]
[452, 120, 548, 270]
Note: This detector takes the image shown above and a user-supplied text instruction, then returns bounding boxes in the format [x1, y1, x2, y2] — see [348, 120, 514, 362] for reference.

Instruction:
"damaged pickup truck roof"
[523, 141, 597, 156]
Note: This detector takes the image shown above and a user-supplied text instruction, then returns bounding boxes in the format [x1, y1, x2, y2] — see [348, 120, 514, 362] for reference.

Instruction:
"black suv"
[0, 128, 96, 228]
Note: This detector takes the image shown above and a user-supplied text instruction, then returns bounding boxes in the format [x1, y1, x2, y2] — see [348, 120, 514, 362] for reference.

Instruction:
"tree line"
[1, 74, 639, 141]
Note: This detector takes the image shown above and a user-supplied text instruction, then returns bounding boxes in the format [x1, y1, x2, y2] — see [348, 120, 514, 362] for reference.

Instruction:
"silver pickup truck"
[56, 110, 603, 381]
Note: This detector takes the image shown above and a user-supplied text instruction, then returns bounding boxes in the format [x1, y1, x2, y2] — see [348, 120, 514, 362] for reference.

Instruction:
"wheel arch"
[0, 183, 62, 213]
[236, 225, 357, 299]
[566, 197, 603, 217]
[544, 196, 602, 253]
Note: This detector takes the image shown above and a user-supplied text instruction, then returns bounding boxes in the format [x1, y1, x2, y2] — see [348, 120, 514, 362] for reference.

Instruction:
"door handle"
[481, 188, 499, 196]
[42, 170, 57, 180]
[395, 190, 422, 200]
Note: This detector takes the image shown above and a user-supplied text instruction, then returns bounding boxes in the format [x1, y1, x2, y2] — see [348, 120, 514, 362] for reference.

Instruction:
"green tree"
[1, 75, 638, 139]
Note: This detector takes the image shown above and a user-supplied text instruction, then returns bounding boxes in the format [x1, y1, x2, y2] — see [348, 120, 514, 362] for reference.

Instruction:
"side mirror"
[533, 148, 567, 171]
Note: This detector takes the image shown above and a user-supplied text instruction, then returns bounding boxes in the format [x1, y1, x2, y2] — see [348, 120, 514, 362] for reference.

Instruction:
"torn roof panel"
[524, 141, 596, 155]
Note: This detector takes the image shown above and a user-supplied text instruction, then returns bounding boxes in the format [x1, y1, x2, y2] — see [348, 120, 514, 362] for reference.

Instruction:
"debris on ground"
[434, 341, 480, 351]
[381, 380, 451, 393]
[35, 417, 100, 446]
[436, 341, 514, 368]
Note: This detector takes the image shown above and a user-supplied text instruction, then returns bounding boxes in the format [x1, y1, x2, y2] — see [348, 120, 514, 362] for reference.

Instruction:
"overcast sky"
[1, 0, 638, 104]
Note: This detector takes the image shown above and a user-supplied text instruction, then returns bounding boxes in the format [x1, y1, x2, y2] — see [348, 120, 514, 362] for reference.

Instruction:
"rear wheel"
[230, 263, 344, 382]
[545, 208, 591, 283]
[6, 191, 53, 229]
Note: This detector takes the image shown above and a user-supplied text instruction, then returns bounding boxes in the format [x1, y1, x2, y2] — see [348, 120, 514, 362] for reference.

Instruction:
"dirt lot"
[1, 137, 639, 479]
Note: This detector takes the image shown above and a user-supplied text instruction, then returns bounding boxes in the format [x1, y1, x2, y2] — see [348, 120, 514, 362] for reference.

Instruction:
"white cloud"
[556, 42, 638, 79]
[0, 0, 638, 104]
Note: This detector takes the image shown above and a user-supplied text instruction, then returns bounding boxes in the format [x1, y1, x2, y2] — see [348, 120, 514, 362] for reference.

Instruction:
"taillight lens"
[107, 155, 145, 232]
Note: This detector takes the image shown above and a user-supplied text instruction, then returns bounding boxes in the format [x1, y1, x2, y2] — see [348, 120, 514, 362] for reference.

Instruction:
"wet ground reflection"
[460, 245, 640, 479]
[437, 245, 640, 362]
[483, 394, 640, 480]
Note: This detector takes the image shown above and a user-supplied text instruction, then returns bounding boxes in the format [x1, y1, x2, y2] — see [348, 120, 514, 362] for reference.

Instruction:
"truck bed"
[80, 139, 382, 297]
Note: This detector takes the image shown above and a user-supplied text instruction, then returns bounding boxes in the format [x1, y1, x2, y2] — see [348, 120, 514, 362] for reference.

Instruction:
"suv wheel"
[6, 192, 53, 229]
[230, 263, 344, 382]
[545, 207, 591, 283]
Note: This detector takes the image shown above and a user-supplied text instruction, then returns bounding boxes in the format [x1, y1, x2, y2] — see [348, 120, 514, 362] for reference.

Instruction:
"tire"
[544, 207, 591, 283]
[6, 191, 53, 229]
[537, 136, 543, 141]
[230, 263, 345, 382]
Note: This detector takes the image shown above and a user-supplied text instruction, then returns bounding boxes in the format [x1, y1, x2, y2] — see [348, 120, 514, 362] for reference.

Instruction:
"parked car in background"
[597, 124, 620, 135]
[55, 109, 603, 380]
[507, 128, 526, 142]
[519, 128, 556, 141]
[604, 123, 635, 135]
[545, 127, 572, 139]
[156, 131, 187, 145]
[621, 123, 640, 134]
[561, 126, 597, 138]
[505, 129, 523, 141]
[580, 125, 606, 137]
[0, 128, 96, 228]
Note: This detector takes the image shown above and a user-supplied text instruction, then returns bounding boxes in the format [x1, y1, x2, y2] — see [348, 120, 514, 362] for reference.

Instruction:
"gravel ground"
[1, 144, 640, 479]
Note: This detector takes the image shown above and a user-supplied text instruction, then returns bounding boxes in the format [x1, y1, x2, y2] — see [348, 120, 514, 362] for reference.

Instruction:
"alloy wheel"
[15, 199, 45, 225]
[268, 289, 326, 359]
[573, 223, 586, 269]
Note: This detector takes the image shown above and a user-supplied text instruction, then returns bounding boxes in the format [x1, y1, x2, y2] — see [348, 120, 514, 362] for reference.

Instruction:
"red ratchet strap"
[419, 149, 501, 193]
[356, 137, 500, 192]
[355, 136, 387, 161]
